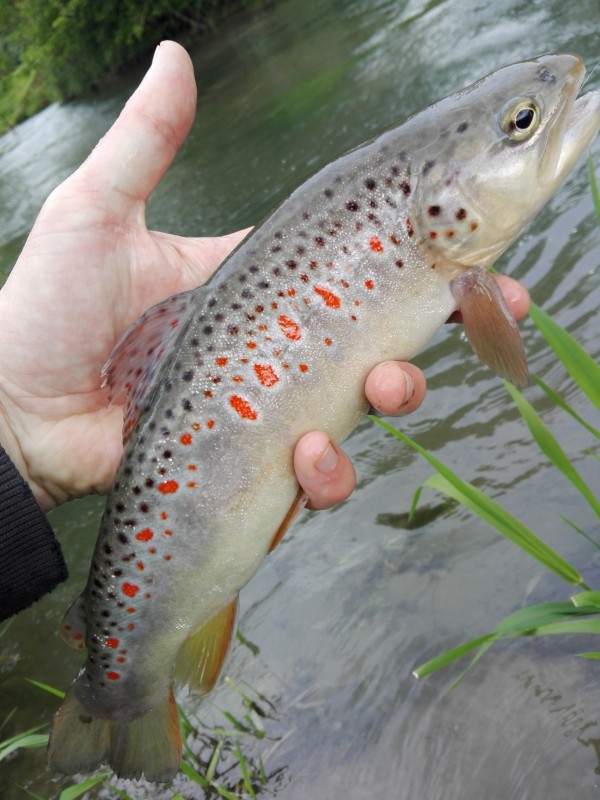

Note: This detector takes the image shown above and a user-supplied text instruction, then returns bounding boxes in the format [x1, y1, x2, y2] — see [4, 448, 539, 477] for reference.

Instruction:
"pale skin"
[0, 41, 529, 514]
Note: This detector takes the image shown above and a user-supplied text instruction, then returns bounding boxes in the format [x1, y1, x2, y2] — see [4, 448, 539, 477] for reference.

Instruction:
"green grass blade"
[532, 375, 600, 439]
[422, 470, 584, 586]
[558, 514, 600, 549]
[589, 154, 600, 225]
[372, 412, 585, 585]
[571, 591, 600, 609]
[26, 678, 65, 699]
[235, 744, 257, 799]
[528, 302, 600, 410]
[59, 774, 111, 800]
[504, 382, 600, 520]
[413, 634, 495, 678]
[577, 652, 600, 659]
[0, 730, 48, 761]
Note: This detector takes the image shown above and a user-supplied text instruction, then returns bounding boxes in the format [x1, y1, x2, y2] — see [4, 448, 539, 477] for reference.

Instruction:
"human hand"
[0, 42, 529, 513]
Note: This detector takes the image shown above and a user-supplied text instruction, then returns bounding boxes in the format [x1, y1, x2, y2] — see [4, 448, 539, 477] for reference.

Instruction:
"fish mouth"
[553, 87, 600, 182]
[541, 58, 600, 188]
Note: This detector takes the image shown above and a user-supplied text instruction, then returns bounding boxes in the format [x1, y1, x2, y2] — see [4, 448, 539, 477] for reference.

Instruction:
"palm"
[0, 43, 245, 508]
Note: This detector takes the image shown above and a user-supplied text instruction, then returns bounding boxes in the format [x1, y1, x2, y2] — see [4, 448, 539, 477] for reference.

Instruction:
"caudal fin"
[48, 682, 181, 782]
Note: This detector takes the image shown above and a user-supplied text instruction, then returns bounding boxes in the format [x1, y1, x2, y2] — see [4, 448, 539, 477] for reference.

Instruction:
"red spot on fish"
[216, 357, 228, 366]
[136, 561, 145, 571]
[207, 419, 215, 429]
[390, 233, 400, 245]
[271, 301, 278, 310]
[180, 433, 192, 445]
[429, 230, 437, 239]
[187, 481, 196, 488]
[369, 236, 384, 252]
[135, 528, 154, 542]
[170, 319, 179, 329]
[254, 364, 279, 387]
[288, 288, 296, 297]
[158, 480, 179, 494]
[232, 375, 244, 382]
[73, 632, 82, 640]
[105, 638, 119, 648]
[188, 464, 197, 471]
[299, 364, 309, 373]
[117, 657, 126, 663]
[230, 394, 258, 420]
[149, 547, 157, 554]
[164, 529, 173, 536]
[107, 671, 121, 681]
[160, 511, 168, 520]
[127, 623, 135, 631]
[325, 337, 332, 346]
[122, 582, 139, 598]
[278, 315, 301, 340]
[470, 221, 479, 231]
[365, 279, 375, 290]
[406, 218, 414, 237]
[164, 554, 173, 561]
[127, 607, 136, 614]
[314, 286, 341, 308]
[204, 390, 213, 398]
[247, 341, 257, 349]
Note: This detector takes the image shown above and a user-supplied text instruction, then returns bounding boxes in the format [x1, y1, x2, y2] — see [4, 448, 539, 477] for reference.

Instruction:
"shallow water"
[1, 0, 600, 797]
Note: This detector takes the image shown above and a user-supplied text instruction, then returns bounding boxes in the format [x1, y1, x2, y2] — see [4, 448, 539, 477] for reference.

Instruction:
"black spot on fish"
[456, 208, 467, 220]
[118, 533, 129, 545]
[214, 313, 224, 322]
[100, 610, 110, 618]
[364, 178, 377, 190]
[324, 188, 334, 198]
[182, 398, 193, 412]
[272, 245, 282, 253]
[241, 289, 253, 299]
[346, 200, 360, 212]
[422, 160, 435, 175]
[113, 569, 123, 577]
[203, 326, 213, 336]
[396, 259, 404, 268]
[165, 409, 173, 419]
[139, 502, 149, 513]
[208, 298, 217, 308]
[145, 478, 155, 488]
[190, 338, 199, 347]
[132, 486, 141, 495]
[238, 274, 247, 283]
[399, 181, 411, 196]
[457, 121, 469, 133]
[315, 236, 325, 247]
[257, 280, 270, 288]
[428, 205, 442, 216]
[537, 66, 555, 83]
[231, 302, 241, 310]
[163, 450, 172, 459]
[286, 260, 297, 270]
[104, 543, 113, 555]
[249, 265, 259, 273]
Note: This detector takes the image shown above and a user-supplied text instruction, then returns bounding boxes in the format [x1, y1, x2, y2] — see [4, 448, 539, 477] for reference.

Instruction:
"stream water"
[1, 0, 599, 797]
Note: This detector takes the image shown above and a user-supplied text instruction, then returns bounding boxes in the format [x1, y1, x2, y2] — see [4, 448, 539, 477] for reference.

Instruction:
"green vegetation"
[0, 0, 251, 135]
[373, 159, 600, 682]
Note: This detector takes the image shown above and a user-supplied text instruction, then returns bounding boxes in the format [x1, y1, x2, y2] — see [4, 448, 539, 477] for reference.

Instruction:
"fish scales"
[48, 54, 600, 781]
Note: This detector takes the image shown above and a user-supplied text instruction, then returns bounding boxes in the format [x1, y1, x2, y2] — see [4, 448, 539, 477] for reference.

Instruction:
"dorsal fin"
[450, 267, 529, 388]
[101, 291, 195, 440]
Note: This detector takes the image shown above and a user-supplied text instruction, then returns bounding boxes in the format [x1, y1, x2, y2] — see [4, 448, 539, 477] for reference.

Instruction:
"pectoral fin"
[450, 267, 529, 388]
[174, 597, 238, 696]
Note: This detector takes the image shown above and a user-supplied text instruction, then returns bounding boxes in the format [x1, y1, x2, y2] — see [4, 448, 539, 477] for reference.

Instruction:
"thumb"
[73, 41, 197, 204]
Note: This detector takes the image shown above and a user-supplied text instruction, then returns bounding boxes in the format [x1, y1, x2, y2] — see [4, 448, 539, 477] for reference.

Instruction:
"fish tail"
[48, 682, 182, 782]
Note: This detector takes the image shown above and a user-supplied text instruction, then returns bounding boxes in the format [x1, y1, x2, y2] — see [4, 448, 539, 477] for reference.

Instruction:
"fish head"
[410, 54, 600, 270]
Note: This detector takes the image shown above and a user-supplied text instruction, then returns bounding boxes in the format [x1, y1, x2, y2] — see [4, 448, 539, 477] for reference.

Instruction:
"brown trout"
[48, 54, 600, 781]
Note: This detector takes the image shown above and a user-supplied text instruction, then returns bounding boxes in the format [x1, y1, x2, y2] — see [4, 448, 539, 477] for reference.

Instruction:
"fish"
[47, 54, 600, 782]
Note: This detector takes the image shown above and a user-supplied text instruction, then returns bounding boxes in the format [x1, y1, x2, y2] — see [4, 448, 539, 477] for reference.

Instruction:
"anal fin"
[174, 597, 238, 696]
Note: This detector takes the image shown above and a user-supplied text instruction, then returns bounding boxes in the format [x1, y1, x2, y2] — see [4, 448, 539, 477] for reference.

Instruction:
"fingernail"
[401, 371, 414, 406]
[316, 443, 338, 474]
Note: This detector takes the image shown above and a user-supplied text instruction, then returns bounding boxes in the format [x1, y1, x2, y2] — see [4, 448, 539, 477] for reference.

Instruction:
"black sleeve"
[0, 445, 67, 621]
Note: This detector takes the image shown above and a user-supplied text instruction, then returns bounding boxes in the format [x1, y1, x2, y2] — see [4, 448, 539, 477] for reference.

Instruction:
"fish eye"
[501, 99, 541, 142]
